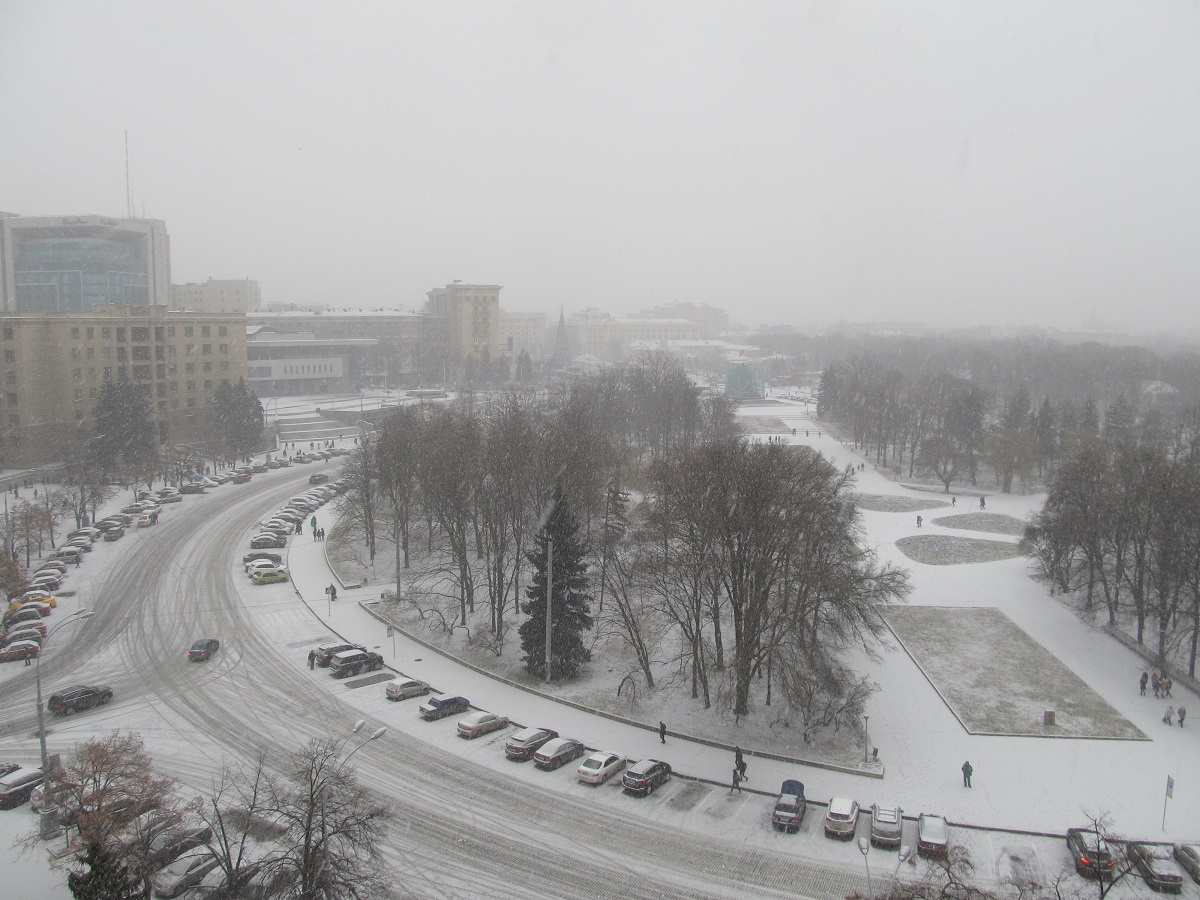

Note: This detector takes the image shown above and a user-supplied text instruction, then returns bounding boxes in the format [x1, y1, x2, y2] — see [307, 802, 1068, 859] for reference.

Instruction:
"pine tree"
[68, 842, 140, 900]
[519, 489, 594, 680]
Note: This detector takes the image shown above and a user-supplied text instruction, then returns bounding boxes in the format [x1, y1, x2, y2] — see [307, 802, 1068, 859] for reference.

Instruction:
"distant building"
[630, 301, 729, 339]
[725, 360, 765, 400]
[0, 214, 171, 312]
[499, 309, 548, 359]
[0, 305, 246, 466]
[245, 326, 376, 396]
[425, 282, 501, 362]
[568, 311, 701, 361]
[172, 278, 261, 314]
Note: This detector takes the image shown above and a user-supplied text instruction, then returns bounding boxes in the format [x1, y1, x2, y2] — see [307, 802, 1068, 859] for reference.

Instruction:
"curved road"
[0, 470, 864, 899]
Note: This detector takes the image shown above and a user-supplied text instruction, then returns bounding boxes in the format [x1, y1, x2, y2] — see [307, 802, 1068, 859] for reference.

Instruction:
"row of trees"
[1024, 435, 1200, 676]
[818, 351, 1200, 494]
[41, 731, 389, 900]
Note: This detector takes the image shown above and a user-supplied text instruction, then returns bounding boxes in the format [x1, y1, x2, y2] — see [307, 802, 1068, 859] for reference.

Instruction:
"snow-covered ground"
[1, 390, 1198, 899]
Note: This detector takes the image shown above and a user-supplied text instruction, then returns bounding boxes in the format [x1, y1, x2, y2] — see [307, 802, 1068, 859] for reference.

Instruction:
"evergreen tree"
[519, 488, 594, 680]
[213, 380, 265, 460]
[68, 842, 140, 900]
[87, 379, 156, 475]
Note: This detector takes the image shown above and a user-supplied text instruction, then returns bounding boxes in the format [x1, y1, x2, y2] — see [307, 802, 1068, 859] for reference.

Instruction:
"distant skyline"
[2, 2, 1198, 334]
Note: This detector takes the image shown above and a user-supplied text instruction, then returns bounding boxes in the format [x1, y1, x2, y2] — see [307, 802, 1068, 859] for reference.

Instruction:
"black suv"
[329, 649, 384, 679]
[48, 685, 113, 716]
[622, 759, 672, 796]
[1066, 828, 1115, 879]
[0, 767, 44, 808]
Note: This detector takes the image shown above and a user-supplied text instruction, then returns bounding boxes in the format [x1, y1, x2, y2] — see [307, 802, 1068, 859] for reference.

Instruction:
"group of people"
[730, 747, 749, 793]
[1140, 671, 1186, 726]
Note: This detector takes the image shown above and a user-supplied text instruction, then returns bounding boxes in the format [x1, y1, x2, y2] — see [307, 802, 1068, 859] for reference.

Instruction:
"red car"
[0, 640, 41, 662]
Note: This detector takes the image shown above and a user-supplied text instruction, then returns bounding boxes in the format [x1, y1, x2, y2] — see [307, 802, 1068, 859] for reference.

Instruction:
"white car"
[577, 751, 626, 785]
[457, 712, 509, 739]
[245, 559, 285, 575]
[153, 852, 221, 898]
[246, 563, 287, 580]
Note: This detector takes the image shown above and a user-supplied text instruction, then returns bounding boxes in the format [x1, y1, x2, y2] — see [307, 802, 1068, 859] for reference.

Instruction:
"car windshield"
[190, 641, 208, 651]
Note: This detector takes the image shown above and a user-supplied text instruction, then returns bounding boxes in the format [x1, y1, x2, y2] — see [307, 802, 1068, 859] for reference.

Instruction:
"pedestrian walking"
[1163, 677, 1173, 698]
[1179, 707, 1187, 727]
[1152, 672, 1161, 697]
[1163, 705, 1175, 724]
[659, 722, 667, 744]
[308, 650, 316, 670]
[951, 496, 956, 506]
[979, 496, 986, 510]
[1140, 671, 1148, 695]
[734, 747, 747, 779]
[730, 768, 742, 793]
[916, 515, 923, 528]
[25, 655, 31, 667]
[329, 583, 338, 602]
[961, 760, 973, 788]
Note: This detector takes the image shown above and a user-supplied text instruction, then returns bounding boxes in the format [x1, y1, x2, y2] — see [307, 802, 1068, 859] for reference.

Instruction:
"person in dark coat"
[730, 767, 742, 793]
[1152, 672, 1161, 697]
[1163, 677, 1173, 698]
[735, 747, 747, 780]
[1179, 707, 1187, 727]
[659, 722, 667, 744]
[1140, 671, 1149, 695]
[961, 760, 973, 787]
[308, 650, 316, 670]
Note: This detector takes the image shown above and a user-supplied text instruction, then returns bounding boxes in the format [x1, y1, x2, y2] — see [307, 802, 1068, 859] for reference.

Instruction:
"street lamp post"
[889, 845, 913, 896]
[857, 837, 873, 898]
[863, 715, 870, 764]
[320, 720, 386, 898]
[36, 608, 95, 839]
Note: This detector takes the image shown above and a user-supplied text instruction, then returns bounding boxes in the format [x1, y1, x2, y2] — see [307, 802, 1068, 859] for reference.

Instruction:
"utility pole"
[544, 538, 553, 684]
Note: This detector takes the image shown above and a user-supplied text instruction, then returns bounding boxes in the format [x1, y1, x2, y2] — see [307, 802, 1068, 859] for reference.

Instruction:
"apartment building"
[172, 278, 261, 314]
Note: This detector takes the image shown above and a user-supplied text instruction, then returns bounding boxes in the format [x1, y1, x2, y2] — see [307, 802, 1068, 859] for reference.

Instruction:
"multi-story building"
[0, 305, 246, 466]
[246, 326, 377, 396]
[630, 301, 729, 339]
[499, 310, 548, 359]
[172, 278, 261, 314]
[568, 311, 702, 361]
[247, 310, 438, 388]
[0, 214, 171, 312]
[425, 282, 500, 361]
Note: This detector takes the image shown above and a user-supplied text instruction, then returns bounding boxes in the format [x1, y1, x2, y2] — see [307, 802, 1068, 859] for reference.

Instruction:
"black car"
[1066, 828, 1116, 879]
[0, 767, 44, 808]
[250, 534, 287, 549]
[505, 727, 559, 762]
[418, 695, 470, 721]
[622, 759, 672, 796]
[48, 685, 114, 716]
[243, 551, 283, 566]
[329, 649, 385, 679]
[771, 779, 806, 832]
[313, 643, 364, 667]
[188, 638, 220, 662]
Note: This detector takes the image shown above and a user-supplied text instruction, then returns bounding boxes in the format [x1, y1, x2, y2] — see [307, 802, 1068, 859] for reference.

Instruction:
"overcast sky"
[2, 2, 1198, 333]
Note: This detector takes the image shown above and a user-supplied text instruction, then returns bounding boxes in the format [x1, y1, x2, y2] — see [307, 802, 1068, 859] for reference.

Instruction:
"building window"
[185, 344, 196, 356]
[202, 344, 211, 355]
[171, 399, 179, 409]
[118, 366, 127, 380]
[158, 400, 166, 410]
[220, 361, 229, 371]
[102, 327, 111, 338]
[89, 387, 97, 399]
[168, 364, 176, 376]
[133, 365, 151, 380]
[116, 328, 126, 342]
[74, 388, 83, 400]
[155, 346, 164, 360]
[167, 326, 175, 337]
[202, 325, 211, 337]
[203, 362, 212, 373]
[186, 397, 196, 408]
[4, 373, 13, 385]
[219, 326, 228, 336]
[3, 351, 12, 363]
[204, 380, 213, 391]
[156, 384, 165, 397]
[102, 347, 112, 359]
[132, 327, 149, 341]
[87, 347, 95, 359]
[157, 364, 165, 378]
[132, 346, 150, 360]
[72, 347, 82, 360]
[72, 368, 82, 381]
[219, 344, 228, 355]
[2, 328, 12, 340]
[86, 327, 94, 339]
[155, 327, 164, 341]
[103, 368, 112, 382]
[184, 326, 194, 337]
[117, 347, 127, 361]
[5, 393, 16, 405]
[170, 382, 178, 392]
[186, 362, 195, 373]
[186, 380, 196, 392]
[168, 345, 176, 357]
[71, 327, 80, 340]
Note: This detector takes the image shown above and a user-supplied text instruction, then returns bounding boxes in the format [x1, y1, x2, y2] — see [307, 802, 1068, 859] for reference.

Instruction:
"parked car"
[251, 569, 289, 585]
[10, 601, 52, 618]
[0, 639, 40, 662]
[314, 643, 364, 667]
[622, 758, 672, 797]
[533, 737, 586, 770]
[0, 766, 44, 808]
[147, 823, 214, 869]
[1066, 827, 1116, 879]
[771, 779, 806, 833]
[3, 607, 47, 629]
[251, 463, 268, 473]
[276, 458, 291, 467]
[1128, 843, 1185, 893]
[457, 712, 510, 739]
[10, 593, 55, 610]
[505, 727, 559, 762]
[153, 852, 221, 898]
[179, 483, 206, 495]
[250, 534, 286, 549]
[3, 628, 46, 648]
[385, 679, 430, 702]
[1174, 845, 1200, 884]
[246, 559, 284, 575]
[65, 536, 93, 551]
[52, 547, 84, 564]
[1, 620, 47, 641]
[121, 503, 144, 515]
[577, 751, 625, 785]
[232, 473, 252, 484]
[48, 685, 113, 716]
[418, 695, 470, 721]
[136, 513, 158, 528]
[308, 473, 330, 485]
[102, 527, 126, 542]
[243, 551, 283, 567]
[824, 797, 860, 839]
[69, 527, 102, 541]
[328, 649, 384, 678]
[188, 638, 220, 662]
[293, 455, 313, 464]
[917, 813, 949, 857]
[35, 560, 68, 574]
[871, 802, 903, 848]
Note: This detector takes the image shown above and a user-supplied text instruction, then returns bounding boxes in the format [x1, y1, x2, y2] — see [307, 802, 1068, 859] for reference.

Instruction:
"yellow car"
[251, 570, 289, 585]
[10, 594, 56, 612]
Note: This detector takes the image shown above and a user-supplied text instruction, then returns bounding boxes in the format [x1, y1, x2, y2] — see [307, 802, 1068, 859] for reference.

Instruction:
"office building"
[172, 278, 261, 314]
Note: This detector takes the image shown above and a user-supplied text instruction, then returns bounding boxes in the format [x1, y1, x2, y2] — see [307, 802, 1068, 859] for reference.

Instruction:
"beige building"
[0, 305, 247, 466]
[499, 310, 548, 359]
[0, 214, 171, 312]
[631, 301, 729, 339]
[425, 282, 500, 361]
[172, 278, 261, 314]
[568, 311, 702, 361]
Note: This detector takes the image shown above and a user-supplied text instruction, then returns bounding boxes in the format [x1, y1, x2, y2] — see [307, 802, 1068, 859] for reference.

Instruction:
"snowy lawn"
[739, 415, 790, 433]
[885, 607, 1147, 740]
[935, 513, 1027, 537]
[896, 535, 1024, 565]
[854, 494, 951, 514]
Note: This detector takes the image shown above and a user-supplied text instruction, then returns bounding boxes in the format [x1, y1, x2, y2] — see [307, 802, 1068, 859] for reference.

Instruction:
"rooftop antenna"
[124, 131, 134, 218]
